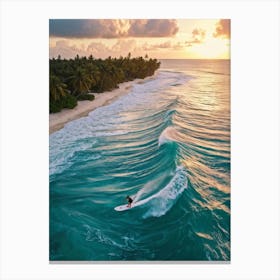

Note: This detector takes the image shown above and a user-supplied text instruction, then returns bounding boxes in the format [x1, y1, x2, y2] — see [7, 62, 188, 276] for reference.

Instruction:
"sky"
[49, 19, 230, 59]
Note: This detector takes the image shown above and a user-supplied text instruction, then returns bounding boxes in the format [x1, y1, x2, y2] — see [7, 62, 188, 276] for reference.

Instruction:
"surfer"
[126, 195, 133, 208]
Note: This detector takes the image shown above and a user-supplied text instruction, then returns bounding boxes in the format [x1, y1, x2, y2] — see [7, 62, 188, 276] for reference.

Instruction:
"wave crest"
[158, 126, 179, 146]
[135, 166, 188, 218]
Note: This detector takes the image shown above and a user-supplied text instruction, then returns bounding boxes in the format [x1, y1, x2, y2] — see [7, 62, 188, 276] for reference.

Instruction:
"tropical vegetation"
[49, 54, 161, 113]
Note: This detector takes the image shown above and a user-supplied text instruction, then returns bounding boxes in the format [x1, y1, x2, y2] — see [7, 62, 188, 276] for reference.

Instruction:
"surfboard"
[114, 204, 135, 212]
[115, 195, 139, 211]
[114, 194, 154, 212]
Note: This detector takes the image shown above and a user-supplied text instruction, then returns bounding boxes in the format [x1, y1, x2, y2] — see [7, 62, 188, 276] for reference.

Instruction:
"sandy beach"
[49, 75, 156, 134]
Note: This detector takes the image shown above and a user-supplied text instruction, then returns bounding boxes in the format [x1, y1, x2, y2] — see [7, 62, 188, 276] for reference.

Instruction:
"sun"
[191, 37, 230, 59]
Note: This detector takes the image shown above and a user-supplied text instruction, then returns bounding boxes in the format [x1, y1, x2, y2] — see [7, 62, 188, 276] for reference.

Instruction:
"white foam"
[50, 70, 191, 177]
[142, 166, 188, 218]
[158, 126, 178, 146]
[126, 166, 188, 218]
[49, 124, 98, 176]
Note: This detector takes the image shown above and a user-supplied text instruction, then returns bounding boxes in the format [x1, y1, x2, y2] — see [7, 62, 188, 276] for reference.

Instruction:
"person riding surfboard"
[126, 195, 133, 208]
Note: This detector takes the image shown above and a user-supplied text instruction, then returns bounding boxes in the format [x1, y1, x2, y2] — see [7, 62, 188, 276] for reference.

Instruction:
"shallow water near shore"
[49, 59, 230, 261]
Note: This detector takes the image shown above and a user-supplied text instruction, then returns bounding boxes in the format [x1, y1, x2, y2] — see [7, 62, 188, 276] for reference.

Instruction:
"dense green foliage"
[77, 94, 95, 101]
[49, 54, 161, 113]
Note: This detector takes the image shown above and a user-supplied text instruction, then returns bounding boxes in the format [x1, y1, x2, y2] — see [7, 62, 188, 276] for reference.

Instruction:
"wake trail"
[131, 166, 188, 218]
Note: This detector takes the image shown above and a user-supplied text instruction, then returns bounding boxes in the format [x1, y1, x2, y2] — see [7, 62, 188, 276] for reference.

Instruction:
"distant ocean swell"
[50, 60, 230, 261]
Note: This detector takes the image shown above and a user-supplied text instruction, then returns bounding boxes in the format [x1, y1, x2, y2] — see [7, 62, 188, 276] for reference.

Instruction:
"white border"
[0, 0, 279, 279]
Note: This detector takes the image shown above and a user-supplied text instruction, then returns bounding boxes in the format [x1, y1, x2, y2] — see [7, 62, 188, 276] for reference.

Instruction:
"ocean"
[49, 59, 230, 261]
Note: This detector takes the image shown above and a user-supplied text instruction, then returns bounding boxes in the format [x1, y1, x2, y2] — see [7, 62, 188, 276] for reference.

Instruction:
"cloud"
[128, 19, 178, 37]
[153, 41, 172, 49]
[140, 41, 184, 52]
[87, 42, 111, 55]
[50, 39, 138, 59]
[50, 40, 89, 58]
[49, 19, 128, 39]
[192, 28, 206, 42]
[111, 39, 137, 52]
[141, 42, 155, 51]
[213, 19, 230, 38]
[49, 19, 179, 38]
[49, 39, 185, 59]
[185, 28, 206, 46]
[173, 42, 184, 50]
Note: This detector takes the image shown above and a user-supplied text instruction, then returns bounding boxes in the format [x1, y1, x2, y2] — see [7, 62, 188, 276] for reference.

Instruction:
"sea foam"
[158, 126, 179, 146]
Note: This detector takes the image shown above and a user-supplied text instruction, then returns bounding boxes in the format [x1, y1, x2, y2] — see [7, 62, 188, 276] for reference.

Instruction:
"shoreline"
[49, 73, 158, 134]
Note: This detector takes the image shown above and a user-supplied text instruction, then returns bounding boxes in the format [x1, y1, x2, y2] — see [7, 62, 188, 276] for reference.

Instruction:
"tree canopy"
[49, 54, 160, 113]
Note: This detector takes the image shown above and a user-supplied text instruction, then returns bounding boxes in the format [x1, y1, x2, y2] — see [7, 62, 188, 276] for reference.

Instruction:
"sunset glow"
[49, 19, 230, 59]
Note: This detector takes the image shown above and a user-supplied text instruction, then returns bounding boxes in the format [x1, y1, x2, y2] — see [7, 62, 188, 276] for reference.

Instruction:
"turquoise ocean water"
[49, 59, 230, 261]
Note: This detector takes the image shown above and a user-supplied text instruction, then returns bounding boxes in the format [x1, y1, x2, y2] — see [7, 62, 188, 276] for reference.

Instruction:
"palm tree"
[49, 74, 68, 101]
[86, 63, 101, 90]
[68, 67, 92, 96]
